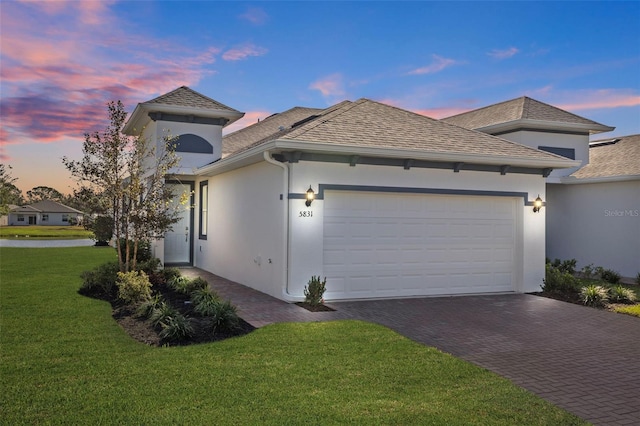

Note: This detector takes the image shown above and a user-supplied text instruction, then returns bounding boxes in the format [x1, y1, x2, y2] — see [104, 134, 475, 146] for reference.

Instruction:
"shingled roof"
[443, 96, 613, 134]
[222, 106, 324, 157]
[571, 134, 640, 179]
[227, 98, 569, 162]
[145, 86, 241, 113]
[10, 200, 83, 214]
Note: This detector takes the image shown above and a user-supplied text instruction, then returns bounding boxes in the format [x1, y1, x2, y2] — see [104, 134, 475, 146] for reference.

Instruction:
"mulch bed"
[295, 302, 336, 312]
[85, 277, 255, 347]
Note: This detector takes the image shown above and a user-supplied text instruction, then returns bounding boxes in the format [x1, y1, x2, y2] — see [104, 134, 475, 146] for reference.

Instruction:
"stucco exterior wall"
[287, 161, 547, 300]
[498, 131, 588, 178]
[154, 120, 223, 174]
[547, 180, 640, 278]
[8, 212, 80, 226]
[194, 161, 286, 299]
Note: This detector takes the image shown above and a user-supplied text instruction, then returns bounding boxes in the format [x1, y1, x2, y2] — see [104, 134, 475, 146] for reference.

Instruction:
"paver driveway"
[182, 269, 640, 426]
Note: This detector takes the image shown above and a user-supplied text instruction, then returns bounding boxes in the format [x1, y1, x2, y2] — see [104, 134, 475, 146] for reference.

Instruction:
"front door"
[164, 183, 193, 265]
[28, 216, 36, 225]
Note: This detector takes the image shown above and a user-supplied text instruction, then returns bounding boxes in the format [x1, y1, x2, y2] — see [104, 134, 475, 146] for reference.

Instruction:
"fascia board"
[195, 136, 581, 177]
[556, 174, 640, 184]
[123, 103, 245, 135]
[195, 142, 277, 176]
[477, 119, 615, 135]
[273, 139, 581, 169]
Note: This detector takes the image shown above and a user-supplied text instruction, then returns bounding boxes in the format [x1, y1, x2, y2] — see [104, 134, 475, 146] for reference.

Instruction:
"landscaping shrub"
[580, 284, 608, 307]
[559, 259, 577, 275]
[601, 269, 621, 284]
[116, 271, 152, 304]
[636, 272, 640, 285]
[91, 215, 113, 246]
[136, 258, 162, 275]
[304, 275, 327, 306]
[79, 261, 120, 299]
[210, 300, 240, 333]
[149, 301, 179, 327]
[579, 263, 595, 279]
[608, 285, 637, 304]
[136, 294, 165, 318]
[158, 312, 194, 342]
[168, 276, 209, 295]
[162, 267, 182, 283]
[542, 264, 580, 294]
[191, 287, 219, 308]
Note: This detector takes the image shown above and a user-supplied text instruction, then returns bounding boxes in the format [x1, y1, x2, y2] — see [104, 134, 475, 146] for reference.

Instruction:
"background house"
[8, 200, 84, 226]
[127, 87, 580, 302]
[444, 98, 638, 278]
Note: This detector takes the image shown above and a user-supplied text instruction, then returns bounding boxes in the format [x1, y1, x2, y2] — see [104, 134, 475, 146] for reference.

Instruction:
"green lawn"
[0, 225, 94, 239]
[0, 247, 585, 425]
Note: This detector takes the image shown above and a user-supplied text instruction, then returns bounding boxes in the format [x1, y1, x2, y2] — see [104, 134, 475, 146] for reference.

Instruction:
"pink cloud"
[309, 73, 345, 98]
[239, 7, 269, 25]
[554, 90, 640, 111]
[222, 44, 268, 61]
[407, 55, 459, 75]
[487, 47, 519, 59]
[0, 1, 228, 152]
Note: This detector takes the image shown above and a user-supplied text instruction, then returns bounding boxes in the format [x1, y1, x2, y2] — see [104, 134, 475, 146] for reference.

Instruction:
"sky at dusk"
[1, 1, 639, 196]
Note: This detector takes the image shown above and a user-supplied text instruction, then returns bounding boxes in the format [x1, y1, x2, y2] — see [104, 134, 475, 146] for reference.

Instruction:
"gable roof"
[10, 200, 83, 214]
[443, 96, 614, 135]
[571, 134, 640, 179]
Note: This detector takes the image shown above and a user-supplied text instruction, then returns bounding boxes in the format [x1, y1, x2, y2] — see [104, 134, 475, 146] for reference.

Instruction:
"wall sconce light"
[305, 186, 315, 207]
[533, 195, 543, 213]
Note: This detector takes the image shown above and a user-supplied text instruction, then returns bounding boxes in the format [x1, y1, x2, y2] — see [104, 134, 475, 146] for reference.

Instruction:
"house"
[125, 87, 630, 302]
[443, 97, 639, 278]
[8, 200, 84, 226]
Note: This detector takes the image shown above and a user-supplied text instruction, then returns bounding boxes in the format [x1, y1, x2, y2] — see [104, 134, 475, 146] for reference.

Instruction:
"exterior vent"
[589, 138, 620, 148]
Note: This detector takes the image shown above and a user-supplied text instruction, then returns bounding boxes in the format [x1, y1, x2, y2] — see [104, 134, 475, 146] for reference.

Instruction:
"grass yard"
[614, 304, 640, 317]
[0, 225, 94, 239]
[0, 247, 585, 425]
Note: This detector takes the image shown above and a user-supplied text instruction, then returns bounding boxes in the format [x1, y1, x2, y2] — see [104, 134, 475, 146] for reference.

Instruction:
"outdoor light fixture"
[533, 195, 543, 213]
[305, 186, 315, 207]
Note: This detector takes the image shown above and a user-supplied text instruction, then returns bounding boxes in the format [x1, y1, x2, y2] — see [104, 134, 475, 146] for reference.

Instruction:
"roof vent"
[589, 138, 620, 148]
[278, 126, 285, 131]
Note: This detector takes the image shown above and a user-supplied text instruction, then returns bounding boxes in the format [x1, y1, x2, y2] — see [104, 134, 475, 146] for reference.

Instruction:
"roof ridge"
[281, 99, 358, 139]
[444, 96, 526, 120]
[521, 96, 603, 125]
[223, 106, 322, 140]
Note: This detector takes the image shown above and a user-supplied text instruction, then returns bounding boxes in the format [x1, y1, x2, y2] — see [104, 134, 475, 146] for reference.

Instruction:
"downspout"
[263, 151, 292, 299]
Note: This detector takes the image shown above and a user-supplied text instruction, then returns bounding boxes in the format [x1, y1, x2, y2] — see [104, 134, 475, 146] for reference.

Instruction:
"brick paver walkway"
[181, 268, 640, 426]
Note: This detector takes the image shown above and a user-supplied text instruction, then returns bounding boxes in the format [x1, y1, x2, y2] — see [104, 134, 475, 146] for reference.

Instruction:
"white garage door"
[323, 191, 517, 300]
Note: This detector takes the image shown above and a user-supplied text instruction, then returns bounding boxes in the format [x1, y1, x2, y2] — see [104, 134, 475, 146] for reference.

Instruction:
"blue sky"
[1, 1, 639, 195]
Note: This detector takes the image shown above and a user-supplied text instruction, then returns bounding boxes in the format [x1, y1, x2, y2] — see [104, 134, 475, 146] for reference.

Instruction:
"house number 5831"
[299, 211, 313, 218]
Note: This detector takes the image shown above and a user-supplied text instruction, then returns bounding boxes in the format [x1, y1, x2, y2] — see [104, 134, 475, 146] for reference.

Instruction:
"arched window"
[175, 134, 213, 154]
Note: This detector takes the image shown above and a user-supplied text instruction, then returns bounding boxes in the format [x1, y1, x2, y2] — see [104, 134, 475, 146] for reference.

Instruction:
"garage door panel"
[323, 191, 517, 299]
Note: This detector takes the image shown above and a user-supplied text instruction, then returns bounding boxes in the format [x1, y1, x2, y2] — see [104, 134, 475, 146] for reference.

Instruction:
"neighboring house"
[125, 86, 590, 302]
[1, 205, 18, 226]
[443, 97, 639, 278]
[8, 200, 83, 226]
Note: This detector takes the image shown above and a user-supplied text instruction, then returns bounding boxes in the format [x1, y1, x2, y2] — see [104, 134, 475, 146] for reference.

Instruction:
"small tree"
[0, 164, 24, 214]
[63, 101, 185, 272]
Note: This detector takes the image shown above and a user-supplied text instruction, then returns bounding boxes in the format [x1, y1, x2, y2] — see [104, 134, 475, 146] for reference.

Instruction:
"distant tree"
[64, 186, 108, 216]
[26, 186, 64, 203]
[0, 164, 24, 214]
[63, 101, 185, 272]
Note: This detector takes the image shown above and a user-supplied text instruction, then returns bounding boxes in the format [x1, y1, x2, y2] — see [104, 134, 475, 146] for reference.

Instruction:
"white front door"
[164, 183, 192, 265]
